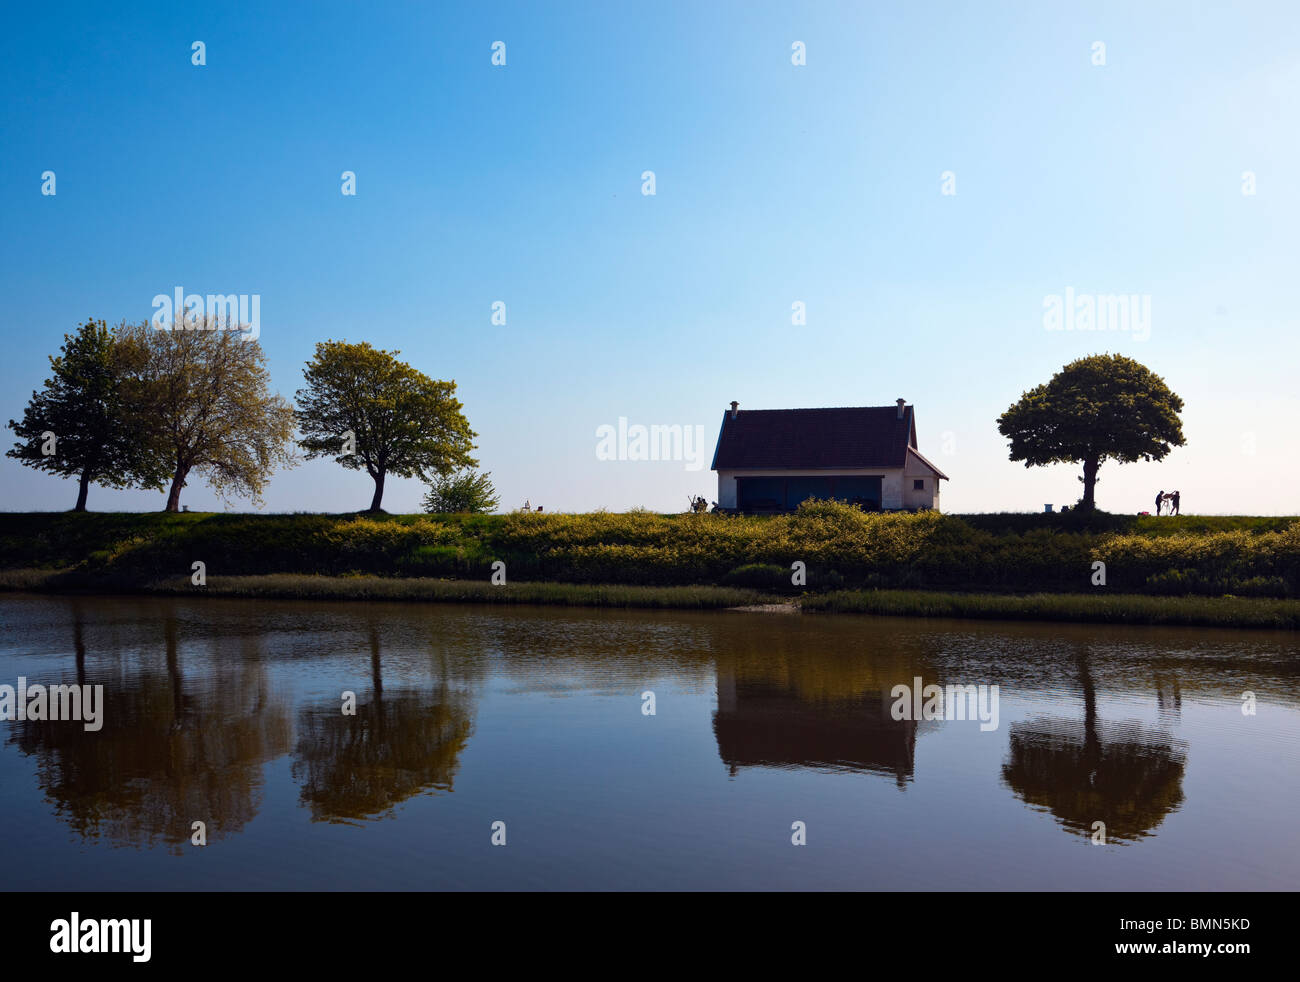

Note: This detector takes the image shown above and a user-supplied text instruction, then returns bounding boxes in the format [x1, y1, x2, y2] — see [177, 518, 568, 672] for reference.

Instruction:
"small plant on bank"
[423, 470, 500, 515]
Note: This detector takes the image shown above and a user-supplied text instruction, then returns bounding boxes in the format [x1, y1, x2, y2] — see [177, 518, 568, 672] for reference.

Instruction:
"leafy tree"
[996, 354, 1185, 511]
[423, 470, 499, 514]
[118, 318, 297, 511]
[296, 341, 477, 512]
[6, 319, 163, 510]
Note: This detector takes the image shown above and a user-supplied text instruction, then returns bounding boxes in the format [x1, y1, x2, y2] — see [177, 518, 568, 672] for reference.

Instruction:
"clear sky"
[2, 0, 1297, 515]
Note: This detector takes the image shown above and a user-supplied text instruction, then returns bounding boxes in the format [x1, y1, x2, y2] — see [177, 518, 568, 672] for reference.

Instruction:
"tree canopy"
[296, 341, 477, 512]
[118, 319, 297, 512]
[996, 353, 1185, 510]
[6, 319, 164, 510]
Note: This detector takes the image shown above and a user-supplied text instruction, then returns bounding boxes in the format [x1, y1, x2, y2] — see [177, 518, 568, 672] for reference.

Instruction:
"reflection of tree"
[72, 599, 86, 688]
[712, 648, 931, 787]
[292, 625, 475, 823]
[9, 616, 292, 853]
[1002, 650, 1187, 842]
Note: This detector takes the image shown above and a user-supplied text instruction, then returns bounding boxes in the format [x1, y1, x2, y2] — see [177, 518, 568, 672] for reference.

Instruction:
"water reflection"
[292, 623, 475, 823]
[8, 613, 292, 852]
[1, 594, 1297, 889]
[712, 646, 934, 786]
[1001, 648, 1188, 842]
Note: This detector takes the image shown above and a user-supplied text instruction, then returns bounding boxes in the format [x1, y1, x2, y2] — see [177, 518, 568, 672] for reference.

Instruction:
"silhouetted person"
[1170, 491, 1180, 516]
[1155, 490, 1164, 515]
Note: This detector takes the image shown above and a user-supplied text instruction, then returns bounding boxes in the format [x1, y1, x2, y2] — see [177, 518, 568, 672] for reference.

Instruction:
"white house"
[710, 399, 948, 512]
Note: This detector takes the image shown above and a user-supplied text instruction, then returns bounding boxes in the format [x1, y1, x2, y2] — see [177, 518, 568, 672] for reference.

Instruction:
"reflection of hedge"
[1, 502, 1297, 597]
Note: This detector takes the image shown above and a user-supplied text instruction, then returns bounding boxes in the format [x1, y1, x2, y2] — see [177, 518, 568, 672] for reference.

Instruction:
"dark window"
[913, 479, 925, 490]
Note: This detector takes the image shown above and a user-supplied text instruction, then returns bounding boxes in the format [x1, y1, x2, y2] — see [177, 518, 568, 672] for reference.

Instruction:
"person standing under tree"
[1155, 490, 1165, 515]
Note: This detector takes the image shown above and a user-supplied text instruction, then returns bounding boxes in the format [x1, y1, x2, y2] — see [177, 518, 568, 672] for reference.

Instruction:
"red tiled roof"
[711, 405, 918, 470]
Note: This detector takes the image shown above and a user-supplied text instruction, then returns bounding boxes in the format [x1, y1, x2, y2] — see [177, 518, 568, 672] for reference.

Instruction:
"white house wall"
[903, 452, 943, 510]
[902, 470, 941, 509]
[902, 478, 940, 510]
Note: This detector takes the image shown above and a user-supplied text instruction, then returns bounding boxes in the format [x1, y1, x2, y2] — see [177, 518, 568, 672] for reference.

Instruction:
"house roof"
[711, 405, 942, 472]
[907, 446, 950, 481]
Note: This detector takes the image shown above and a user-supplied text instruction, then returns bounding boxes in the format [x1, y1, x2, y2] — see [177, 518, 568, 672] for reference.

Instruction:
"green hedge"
[0, 504, 1297, 597]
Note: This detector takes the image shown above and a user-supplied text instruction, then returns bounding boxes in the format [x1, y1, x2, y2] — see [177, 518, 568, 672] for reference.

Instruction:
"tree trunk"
[368, 469, 386, 512]
[73, 470, 91, 512]
[166, 464, 189, 512]
[1080, 455, 1100, 511]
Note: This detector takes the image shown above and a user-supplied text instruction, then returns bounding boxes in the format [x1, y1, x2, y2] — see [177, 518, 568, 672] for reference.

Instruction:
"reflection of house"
[713, 672, 918, 787]
[710, 400, 948, 512]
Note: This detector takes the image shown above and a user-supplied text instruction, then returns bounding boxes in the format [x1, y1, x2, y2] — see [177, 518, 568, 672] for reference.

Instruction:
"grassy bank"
[3, 568, 1297, 629]
[0, 568, 767, 609]
[1, 505, 1297, 599]
[800, 588, 1300, 630]
[144, 574, 770, 609]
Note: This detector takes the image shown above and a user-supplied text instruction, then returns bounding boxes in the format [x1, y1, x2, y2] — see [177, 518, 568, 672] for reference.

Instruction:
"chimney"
[896, 398, 906, 419]
[729, 400, 739, 419]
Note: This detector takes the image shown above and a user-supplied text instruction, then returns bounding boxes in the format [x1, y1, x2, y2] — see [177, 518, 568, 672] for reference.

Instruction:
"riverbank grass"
[2, 568, 1297, 628]
[800, 588, 1300, 630]
[0, 569, 767, 610]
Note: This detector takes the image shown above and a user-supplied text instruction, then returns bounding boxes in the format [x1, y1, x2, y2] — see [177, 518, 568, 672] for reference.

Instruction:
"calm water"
[1, 593, 1297, 891]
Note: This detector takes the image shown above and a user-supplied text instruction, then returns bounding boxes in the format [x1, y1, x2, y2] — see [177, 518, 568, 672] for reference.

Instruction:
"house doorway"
[736, 475, 882, 512]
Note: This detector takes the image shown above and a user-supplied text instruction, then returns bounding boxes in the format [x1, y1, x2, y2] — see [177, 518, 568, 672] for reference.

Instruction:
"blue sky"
[2, 0, 1297, 514]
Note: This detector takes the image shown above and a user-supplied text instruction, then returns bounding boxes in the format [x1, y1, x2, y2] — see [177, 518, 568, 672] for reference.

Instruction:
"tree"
[6, 319, 163, 510]
[996, 354, 1185, 511]
[119, 318, 297, 511]
[423, 470, 499, 514]
[296, 341, 477, 512]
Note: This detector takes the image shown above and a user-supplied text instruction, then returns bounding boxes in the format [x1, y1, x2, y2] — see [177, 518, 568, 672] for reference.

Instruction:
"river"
[1, 593, 1296, 890]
